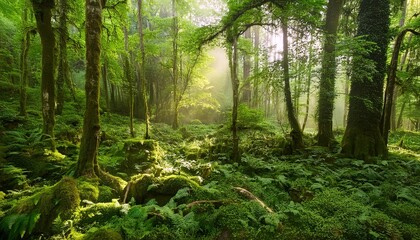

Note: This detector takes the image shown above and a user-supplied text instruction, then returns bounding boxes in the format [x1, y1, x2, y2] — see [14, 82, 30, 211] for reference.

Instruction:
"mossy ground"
[0, 82, 419, 239]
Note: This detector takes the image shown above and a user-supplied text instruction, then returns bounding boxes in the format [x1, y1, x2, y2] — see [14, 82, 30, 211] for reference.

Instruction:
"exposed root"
[233, 187, 273, 213]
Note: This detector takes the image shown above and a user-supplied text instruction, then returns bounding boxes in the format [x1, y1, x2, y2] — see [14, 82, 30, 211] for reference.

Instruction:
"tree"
[281, 19, 304, 149]
[341, 0, 390, 160]
[56, 0, 75, 115]
[317, 0, 344, 147]
[137, 0, 150, 139]
[19, 2, 34, 117]
[75, 0, 103, 177]
[31, 0, 56, 150]
[381, 28, 420, 144]
[227, 27, 240, 162]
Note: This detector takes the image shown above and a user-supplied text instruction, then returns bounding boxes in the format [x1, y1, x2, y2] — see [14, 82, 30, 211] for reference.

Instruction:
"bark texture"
[317, 0, 344, 147]
[32, 0, 56, 150]
[76, 0, 103, 177]
[341, 0, 390, 160]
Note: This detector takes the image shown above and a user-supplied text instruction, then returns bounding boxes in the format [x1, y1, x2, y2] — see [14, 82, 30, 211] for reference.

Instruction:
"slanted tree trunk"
[281, 20, 304, 149]
[317, 0, 344, 147]
[341, 0, 390, 161]
[381, 28, 420, 144]
[76, 0, 103, 177]
[32, 0, 56, 150]
[137, 0, 150, 139]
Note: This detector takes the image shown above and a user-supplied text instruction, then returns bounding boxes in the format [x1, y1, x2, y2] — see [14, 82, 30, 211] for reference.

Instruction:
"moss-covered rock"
[84, 228, 123, 240]
[121, 139, 163, 175]
[124, 174, 201, 205]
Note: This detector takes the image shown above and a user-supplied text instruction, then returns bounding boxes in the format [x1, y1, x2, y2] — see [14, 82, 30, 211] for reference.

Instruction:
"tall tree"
[19, 2, 32, 117]
[281, 19, 304, 149]
[137, 0, 150, 139]
[172, 0, 180, 129]
[31, 0, 56, 150]
[56, 0, 73, 115]
[317, 0, 344, 147]
[381, 28, 420, 144]
[75, 0, 103, 177]
[227, 27, 240, 162]
[341, 0, 390, 160]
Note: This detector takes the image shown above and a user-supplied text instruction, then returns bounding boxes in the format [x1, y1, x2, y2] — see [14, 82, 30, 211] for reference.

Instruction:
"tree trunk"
[228, 33, 240, 162]
[252, 26, 260, 108]
[137, 0, 150, 139]
[341, 0, 390, 161]
[241, 29, 252, 105]
[102, 58, 110, 111]
[19, 5, 31, 117]
[380, 29, 420, 145]
[56, 0, 71, 115]
[281, 20, 304, 149]
[317, 0, 344, 147]
[302, 34, 314, 132]
[32, 0, 56, 150]
[123, 27, 135, 138]
[172, 0, 179, 129]
[76, 0, 103, 177]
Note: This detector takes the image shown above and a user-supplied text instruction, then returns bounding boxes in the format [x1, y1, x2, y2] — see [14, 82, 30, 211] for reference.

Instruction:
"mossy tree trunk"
[317, 0, 344, 147]
[281, 20, 304, 149]
[76, 0, 103, 177]
[56, 0, 72, 115]
[227, 28, 240, 162]
[341, 0, 390, 160]
[32, 0, 56, 150]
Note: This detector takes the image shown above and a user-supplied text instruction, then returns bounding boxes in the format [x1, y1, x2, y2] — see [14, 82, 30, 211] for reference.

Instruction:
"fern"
[0, 212, 40, 240]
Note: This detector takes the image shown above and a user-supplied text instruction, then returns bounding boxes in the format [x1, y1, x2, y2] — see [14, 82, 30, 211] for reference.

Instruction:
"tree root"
[233, 187, 273, 213]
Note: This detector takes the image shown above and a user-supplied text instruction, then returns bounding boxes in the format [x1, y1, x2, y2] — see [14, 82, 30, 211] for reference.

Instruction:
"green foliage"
[0, 177, 80, 239]
[0, 165, 28, 191]
[3, 129, 50, 157]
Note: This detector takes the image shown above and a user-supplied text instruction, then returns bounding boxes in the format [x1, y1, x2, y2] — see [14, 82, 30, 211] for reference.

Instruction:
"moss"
[124, 174, 201, 205]
[84, 228, 123, 240]
[1, 177, 80, 237]
[78, 179, 99, 202]
[121, 139, 163, 174]
[98, 185, 116, 202]
[73, 202, 123, 228]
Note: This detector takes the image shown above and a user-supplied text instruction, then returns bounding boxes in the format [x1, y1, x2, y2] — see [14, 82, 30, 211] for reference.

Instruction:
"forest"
[0, 0, 420, 239]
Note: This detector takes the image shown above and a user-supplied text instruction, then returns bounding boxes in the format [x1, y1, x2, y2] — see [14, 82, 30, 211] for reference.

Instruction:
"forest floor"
[0, 81, 420, 240]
